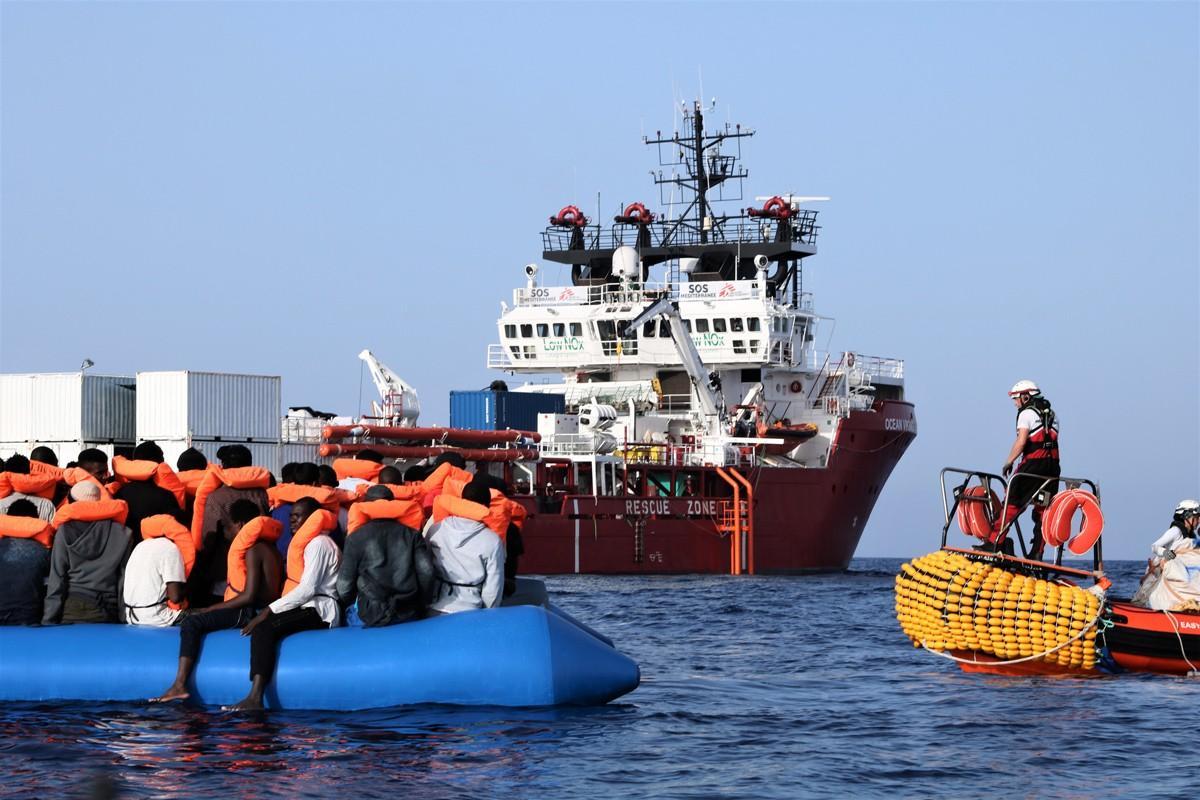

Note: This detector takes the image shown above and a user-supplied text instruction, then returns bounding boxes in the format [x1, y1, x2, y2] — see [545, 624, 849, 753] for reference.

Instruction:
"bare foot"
[221, 696, 264, 712]
[150, 684, 190, 703]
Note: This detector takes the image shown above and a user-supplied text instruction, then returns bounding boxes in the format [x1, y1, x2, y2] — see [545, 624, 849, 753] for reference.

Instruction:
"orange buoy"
[1043, 489, 1104, 554]
[957, 485, 999, 541]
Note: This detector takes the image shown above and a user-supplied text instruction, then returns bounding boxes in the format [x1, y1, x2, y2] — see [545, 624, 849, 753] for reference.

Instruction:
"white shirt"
[1152, 525, 1194, 558]
[0, 493, 56, 522]
[270, 535, 341, 627]
[1017, 407, 1052, 434]
[123, 538, 185, 627]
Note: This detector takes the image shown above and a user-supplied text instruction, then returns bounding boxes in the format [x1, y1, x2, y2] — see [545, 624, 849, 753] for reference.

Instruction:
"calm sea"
[2, 559, 1197, 799]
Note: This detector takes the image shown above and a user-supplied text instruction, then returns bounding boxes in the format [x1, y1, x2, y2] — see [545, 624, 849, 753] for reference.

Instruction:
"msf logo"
[718, 283, 736, 298]
[558, 288, 576, 301]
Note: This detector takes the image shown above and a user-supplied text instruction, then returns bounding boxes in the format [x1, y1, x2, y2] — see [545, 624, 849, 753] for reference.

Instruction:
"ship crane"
[620, 297, 724, 434]
[358, 349, 421, 427]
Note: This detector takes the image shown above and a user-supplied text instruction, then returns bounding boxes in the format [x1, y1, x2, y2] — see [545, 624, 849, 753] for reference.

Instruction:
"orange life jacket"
[347, 498, 426, 534]
[267, 483, 344, 512]
[431, 493, 511, 540]
[0, 515, 54, 547]
[140, 514, 197, 579]
[111, 457, 187, 509]
[0, 471, 59, 500]
[29, 461, 64, 481]
[354, 482, 424, 501]
[332, 458, 384, 483]
[190, 465, 271, 551]
[52, 498, 129, 530]
[283, 509, 338, 594]
[61, 467, 113, 501]
[224, 516, 283, 602]
[507, 499, 528, 530]
[421, 462, 474, 507]
[176, 470, 206, 497]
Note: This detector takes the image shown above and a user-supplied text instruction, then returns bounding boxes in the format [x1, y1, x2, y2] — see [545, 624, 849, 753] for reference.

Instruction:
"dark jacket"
[115, 480, 183, 536]
[336, 519, 436, 627]
[43, 519, 133, 624]
[0, 539, 50, 625]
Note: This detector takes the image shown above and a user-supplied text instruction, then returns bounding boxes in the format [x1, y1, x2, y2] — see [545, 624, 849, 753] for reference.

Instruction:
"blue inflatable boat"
[0, 604, 640, 710]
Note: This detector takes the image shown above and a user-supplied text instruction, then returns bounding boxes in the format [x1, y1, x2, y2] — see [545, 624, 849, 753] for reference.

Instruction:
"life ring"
[957, 485, 999, 542]
[622, 202, 654, 223]
[789, 380, 803, 394]
[1043, 489, 1104, 554]
[551, 205, 588, 227]
[763, 196, 790, 218]
[845, 353, 856, 368]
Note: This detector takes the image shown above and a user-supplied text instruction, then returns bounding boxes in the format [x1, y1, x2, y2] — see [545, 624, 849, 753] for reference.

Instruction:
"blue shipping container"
[449, 391, 566, 432]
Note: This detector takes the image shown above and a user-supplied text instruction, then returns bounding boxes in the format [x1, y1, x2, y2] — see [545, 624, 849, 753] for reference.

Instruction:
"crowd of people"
[0, 442, 525, 710]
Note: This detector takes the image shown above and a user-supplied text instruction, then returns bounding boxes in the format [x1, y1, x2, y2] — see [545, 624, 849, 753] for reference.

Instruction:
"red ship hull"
[517, 400, 916, 574]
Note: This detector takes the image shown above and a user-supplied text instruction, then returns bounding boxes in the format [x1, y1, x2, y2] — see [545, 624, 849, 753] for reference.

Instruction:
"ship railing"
[657, 394, 693, 413]
[851, 354, 905, 381]
[617, 443, 698, 467]
[487, 344, 514, 369]
[540, 212, 821, 252]
[513, 282, 674, 307]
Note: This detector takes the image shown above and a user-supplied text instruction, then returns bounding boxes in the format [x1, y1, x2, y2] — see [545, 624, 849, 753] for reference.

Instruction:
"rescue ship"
[895, 467, 1200, 677]
[322, 101, 916, 574]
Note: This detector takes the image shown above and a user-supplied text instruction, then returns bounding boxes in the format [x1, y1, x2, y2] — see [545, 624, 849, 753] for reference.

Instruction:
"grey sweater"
[43, 519, 133, 624]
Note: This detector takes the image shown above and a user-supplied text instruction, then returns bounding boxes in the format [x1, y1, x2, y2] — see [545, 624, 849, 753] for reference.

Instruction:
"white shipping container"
[280, 442, 324, 466]
[0, 440, 120, 465]
[136, 372, 281, 441]
[156, 439, 282, 476]
[0, 372, 135, 442]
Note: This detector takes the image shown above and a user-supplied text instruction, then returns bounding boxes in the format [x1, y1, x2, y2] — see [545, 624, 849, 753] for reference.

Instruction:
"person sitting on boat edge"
[224, 497, 341, 711]
[995, 380, 1061, 559]
[1151, 499, 1200, 561]
[0, 454, 57, 522]
[153, 500, 283, 703]
[0, 499, 53, 626]
[123, 514, 193, 627]
[43, 482, 133, 624]
[337, 485, 437, 627]
[425, 480, 505, 616]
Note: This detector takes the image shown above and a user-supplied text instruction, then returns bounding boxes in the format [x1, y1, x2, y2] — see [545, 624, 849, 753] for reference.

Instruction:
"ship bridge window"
[713, 319, 727, 333]
[695, 319, 709, 333]
[537, 323, 549, 337]
[683, 319, 692, 333]
[504, 324, 516, 338]
[553, 322, 565, 336]
[570, 322, 583, 337]
[731, 318, 744, 332]
[659, 320, 670, 337]
[748, 318, 761, 332]
[642, 321, 657, 338]
[733, 340, 746, 354]
[520, 324, 533, 338]
[597, 320, 617, 341]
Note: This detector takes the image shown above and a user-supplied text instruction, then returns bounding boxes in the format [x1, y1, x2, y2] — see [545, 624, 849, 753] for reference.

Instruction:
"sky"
[1, 1, 1196, 558]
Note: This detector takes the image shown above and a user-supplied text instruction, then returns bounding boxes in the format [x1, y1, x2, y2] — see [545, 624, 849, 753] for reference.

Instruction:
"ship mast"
[645, 100, 752, 247]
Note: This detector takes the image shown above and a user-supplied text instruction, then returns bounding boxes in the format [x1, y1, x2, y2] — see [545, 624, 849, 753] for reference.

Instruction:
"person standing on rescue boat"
[1151, 499, 1200, 560]
[152, 500, 283, 703]
[225, 497, 340, 711]
[997, 380, 1061, 559]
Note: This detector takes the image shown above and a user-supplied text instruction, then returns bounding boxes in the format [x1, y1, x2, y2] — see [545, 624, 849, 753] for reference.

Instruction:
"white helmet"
[1176, 499, 1200, 519]
[1009, 379, 1040, 396]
